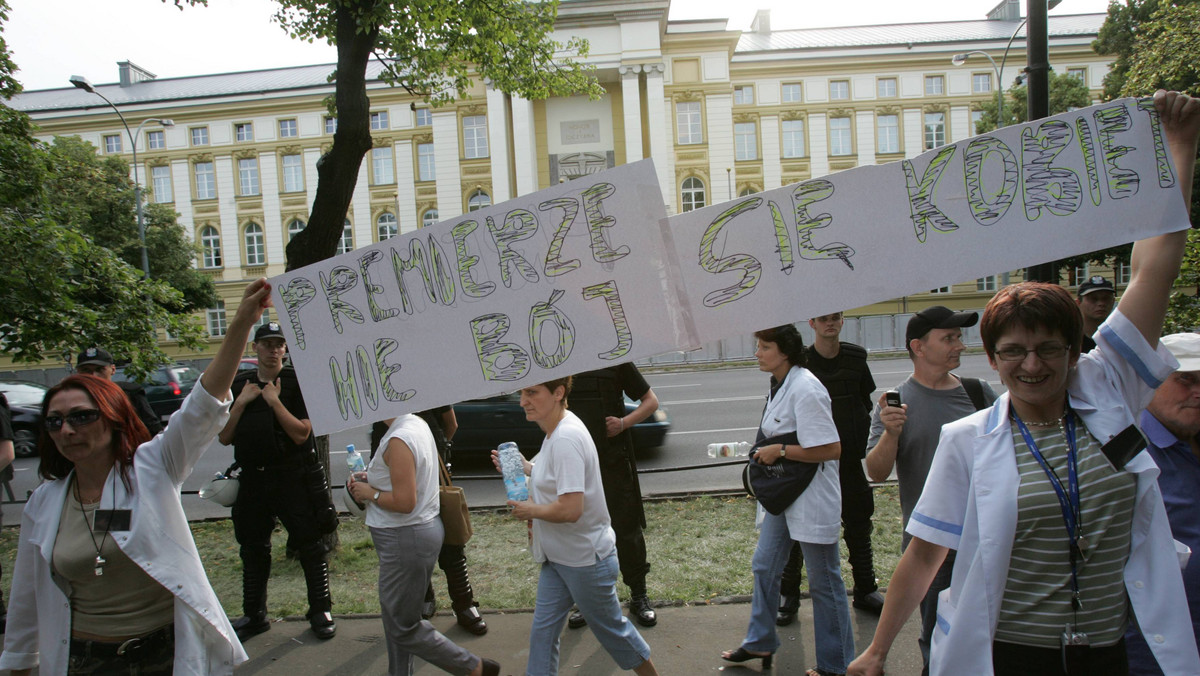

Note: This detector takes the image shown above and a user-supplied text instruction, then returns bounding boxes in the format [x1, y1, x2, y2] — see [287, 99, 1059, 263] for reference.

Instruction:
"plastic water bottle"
[346, 443, 366, 473]
[498, 442, 528, 501]
[707, 441, 752, 458]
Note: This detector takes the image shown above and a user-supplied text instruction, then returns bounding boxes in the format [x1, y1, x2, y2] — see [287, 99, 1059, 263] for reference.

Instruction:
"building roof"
[735, 13, 1105, 53]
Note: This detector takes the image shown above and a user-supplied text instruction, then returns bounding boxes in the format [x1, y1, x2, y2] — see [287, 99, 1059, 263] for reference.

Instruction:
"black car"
[0, 380, 49, 458]
[113, 364, 201, 424]
[451, 392, 670, 458]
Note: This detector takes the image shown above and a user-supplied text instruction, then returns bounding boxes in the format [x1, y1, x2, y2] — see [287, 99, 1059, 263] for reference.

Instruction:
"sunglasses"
[43, 409, 103, 431]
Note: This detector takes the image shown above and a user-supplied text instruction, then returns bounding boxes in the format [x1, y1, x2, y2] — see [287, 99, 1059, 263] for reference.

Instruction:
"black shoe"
[776, 594, 800, 626]
[421, 598, 437, 620]
[232, 614, 270, 642]
[456, 605, 488, 635]
[480, 657, 501, 676]
[852, 590, 885, 615]
[722, 647, 774, 669]
[307, 610, 337, 640]
[567, 608, 587, 629]
[629, 594, 657, 627]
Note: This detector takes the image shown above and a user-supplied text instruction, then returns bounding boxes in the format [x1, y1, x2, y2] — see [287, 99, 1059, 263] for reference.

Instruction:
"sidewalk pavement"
[234, 598, 924, 675]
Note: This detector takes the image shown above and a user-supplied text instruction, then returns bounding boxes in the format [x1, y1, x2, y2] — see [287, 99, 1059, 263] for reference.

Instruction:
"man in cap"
[218, 322, 336, 642]
[76, 347, 164, 436]
[864, 306, 996, 676]
[1125, 333, 1200, 674]
[1077, 275, 1116, 353]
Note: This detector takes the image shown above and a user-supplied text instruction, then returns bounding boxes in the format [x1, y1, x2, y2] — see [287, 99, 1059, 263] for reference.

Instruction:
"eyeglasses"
[43, 409, 102, 431]
[994, 343, 1069, 362]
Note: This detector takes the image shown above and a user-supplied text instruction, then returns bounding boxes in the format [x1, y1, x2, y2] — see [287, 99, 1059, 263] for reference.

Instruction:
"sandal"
[806, 669, 845, 676]
[722, 646, 774, 669]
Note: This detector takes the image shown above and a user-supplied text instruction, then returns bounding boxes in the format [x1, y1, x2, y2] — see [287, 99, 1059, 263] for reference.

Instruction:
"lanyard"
[1013, 410, 1085, 611]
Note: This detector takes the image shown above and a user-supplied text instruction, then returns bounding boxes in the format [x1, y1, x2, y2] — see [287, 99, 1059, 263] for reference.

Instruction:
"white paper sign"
[270, 160, 691, 434]
[666, 97, 1188, 343]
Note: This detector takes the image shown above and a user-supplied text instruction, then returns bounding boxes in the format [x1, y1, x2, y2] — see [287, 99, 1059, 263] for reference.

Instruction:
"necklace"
[75, 473, 115, 576]
[1024, 415, 1065, 428]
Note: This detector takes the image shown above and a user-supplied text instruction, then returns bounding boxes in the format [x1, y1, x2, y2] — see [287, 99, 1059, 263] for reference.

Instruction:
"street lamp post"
[951, 50, 1004, 129]
[69, 75, 174, 279]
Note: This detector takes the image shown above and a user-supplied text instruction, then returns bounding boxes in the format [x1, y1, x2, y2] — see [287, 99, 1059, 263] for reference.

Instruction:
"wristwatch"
[780, 445, 787, 460]
[372, 490, 381, 503]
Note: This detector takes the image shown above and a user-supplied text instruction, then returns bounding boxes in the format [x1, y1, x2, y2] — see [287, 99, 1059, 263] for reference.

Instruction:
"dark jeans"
[993, 639, 1129, 676]
[68, 626, 174, 675]
[918, 551, 955, 676]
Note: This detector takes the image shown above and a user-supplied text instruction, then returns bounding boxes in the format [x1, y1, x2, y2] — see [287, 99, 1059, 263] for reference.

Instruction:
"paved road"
[1, 352, 1004, 525]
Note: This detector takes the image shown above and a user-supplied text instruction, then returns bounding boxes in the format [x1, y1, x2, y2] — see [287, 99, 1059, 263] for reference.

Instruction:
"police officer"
[219, 322, 336, 641]
[567, 363, 660, 628]
[76, 347, 164, 436]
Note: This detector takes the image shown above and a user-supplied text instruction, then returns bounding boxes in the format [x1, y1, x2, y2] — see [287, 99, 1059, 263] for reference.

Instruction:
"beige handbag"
[438, 455, 473, 545]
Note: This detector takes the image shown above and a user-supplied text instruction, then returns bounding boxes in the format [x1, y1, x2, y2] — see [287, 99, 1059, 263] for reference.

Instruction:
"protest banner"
[272, 97, 1189, 435]
[667, 97, 1188, 343]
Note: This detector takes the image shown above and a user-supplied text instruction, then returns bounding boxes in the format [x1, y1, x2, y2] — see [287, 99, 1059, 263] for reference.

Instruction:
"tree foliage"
[972, 71, 1092, 134]
[1093, 0, 1200, 102]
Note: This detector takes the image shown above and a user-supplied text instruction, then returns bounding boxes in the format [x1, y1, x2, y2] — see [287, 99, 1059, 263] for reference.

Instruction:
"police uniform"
[76, 347, 163, 436]
[569, 364, 656, 626]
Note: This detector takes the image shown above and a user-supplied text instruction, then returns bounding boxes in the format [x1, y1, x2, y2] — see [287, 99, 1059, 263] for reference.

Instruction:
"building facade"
[7, 0, 1115, 368]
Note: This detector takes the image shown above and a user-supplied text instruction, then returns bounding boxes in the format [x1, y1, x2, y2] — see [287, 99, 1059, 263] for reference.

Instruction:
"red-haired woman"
[849, 91, 1200, 676]
[0, 279, 273, 675]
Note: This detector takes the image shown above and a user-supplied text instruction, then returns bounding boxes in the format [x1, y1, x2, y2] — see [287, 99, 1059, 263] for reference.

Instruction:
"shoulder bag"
[743, 432, 820, 516]
[438, 455, 474, 545]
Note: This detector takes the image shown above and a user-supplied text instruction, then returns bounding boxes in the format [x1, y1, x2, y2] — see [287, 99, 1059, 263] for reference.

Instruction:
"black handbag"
[744, 432, 820, 516]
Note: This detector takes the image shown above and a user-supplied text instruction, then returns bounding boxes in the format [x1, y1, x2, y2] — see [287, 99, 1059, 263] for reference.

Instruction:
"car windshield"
[172, 367, 200, 385]
[0, 382, 49, 407]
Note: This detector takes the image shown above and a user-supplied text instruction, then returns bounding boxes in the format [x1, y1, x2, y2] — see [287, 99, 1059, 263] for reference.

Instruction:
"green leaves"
[972, 71, 1091, 134]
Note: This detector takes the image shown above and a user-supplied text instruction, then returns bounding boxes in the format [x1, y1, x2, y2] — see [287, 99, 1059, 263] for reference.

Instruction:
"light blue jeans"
[525, 552, 652, 675]
[742, 510, 855, 673]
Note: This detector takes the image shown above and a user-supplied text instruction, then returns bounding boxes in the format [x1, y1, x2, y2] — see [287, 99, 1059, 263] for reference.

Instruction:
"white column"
[394, 139, 418, 234]
[620, 65, 644, 163]
[644, 64, 671, 206]
[761, 115, 782, 190]
[809, 114, 830, 179]
[351, 161, 371, 248]
[214, 155, 240, 274]
[260, 152, 284, 266]
[433, 110, 463, 218]
[706, 93, 734, 204]
[903, 108, 924, 160]
[304, 147, 322, 215]
[486, 85, 512, 202]
[949, 105, 971, 143]
[170, 159, 192, 229]
[511, 95, 539, 196]
[856, 110, 877, 168]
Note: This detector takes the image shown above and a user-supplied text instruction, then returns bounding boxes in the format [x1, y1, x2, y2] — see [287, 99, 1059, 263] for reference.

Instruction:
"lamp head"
[69, 75, 95, 93]
[158, 119, 175, 128]
[951, 53, 969, 67]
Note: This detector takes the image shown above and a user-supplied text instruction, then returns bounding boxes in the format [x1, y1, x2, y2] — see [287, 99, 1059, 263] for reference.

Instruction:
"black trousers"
[993, 639, 1128, 676]
[599, 459, 650, 591]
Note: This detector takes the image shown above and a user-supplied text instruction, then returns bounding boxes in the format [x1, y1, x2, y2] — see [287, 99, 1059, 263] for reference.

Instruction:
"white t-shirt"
[529, 411, 617, 566]
[365, 415, 440, 529]
[758, 365, 842, 544]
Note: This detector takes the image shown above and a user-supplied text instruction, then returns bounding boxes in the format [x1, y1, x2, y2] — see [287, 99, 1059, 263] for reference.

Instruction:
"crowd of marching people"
[0, 89, 1196, 676]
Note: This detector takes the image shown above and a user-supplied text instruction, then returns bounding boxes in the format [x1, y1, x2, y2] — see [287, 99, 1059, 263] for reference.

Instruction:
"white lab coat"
[0, 382, 249, 675]
[908, 309, 1200, 676]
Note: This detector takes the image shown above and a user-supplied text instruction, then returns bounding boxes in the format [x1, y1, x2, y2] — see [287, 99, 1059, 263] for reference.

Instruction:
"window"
[371, 146, 394, 185]
[1071, 263, 1089, 286]
[781, 119, 805, 158]
[462, 115, 488, 159]
[235, 122, 253, 142]
[422, 209, 439, 228]
[104, 134, 122, 153]
[417, 143, 436, 181]
[278, 119, 298, 138]
[252, 309, 273, 334]
[238, 157, 260, 196]
[1115, 261, 1131, 285]
[377, 213, 398, 241]
[681, 177, 705, 212]
[1067, 67, 1087, 82]
[194, 161, 216, 200]
[925, 75, 944, 96]
[200, 226, 222, 268]
[781, 83, 802, 103]
[971, 110, 984, 136]
[829, 117, 852, 156]
[370, 111, 389, 130]
[151, 165, 172, 203]
[190, 127, 209, 146]
[676, 101, 702, 145]
[324, 116, 337, 134]
[147, 130, 165, 150]
[281, 154, 304, 193]
[734, 122, 758, 161]
[924, 112, 946, 149]
[877, 114, 900, 154]
[337, 219, 353, 255]
[288, 220, 306, 241]
[244, 223, 265, 265]
[734, 85, 754, 105]
[829, 80, 850, 100]
[207, 301, 227, 338]
[415, 108, 432, 126]
[877, 78, 897, 98]
[930, 286, 951, 294]
[977, 275, 998, 292]
[739, 187, 757, 196]
[972, 73, 992, 94]
[467, 189, 491, 212]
